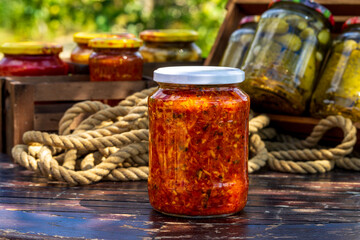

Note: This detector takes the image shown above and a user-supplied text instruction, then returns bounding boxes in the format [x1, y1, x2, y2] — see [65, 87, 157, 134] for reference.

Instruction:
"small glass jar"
[88, 37, 143, 82]
[0, 42, 68, 76]
[148, 66, 250, 218]
[139, 29, 202, 62]
[220, 15, 260, 68]
[241, 0, 334, 115]
[310, 17, 360, 122]
[71, 32, 136, 64]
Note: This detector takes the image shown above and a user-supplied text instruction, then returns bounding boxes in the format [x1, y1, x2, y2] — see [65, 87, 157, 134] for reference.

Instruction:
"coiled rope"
[11, 87, 359, 185]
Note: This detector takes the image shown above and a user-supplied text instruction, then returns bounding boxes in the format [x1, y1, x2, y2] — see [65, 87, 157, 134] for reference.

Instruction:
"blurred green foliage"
[0, 0, 228, 57]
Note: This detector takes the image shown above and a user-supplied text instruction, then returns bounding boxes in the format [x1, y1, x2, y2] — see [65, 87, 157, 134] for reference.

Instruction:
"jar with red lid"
[148, 66, 249, 217]
[241, 0, 334, 115]
[0, 42, 68, 76]
[220, 15, 260, 68]
[310, 17, 360, 122]
[71, 32, 136, 64]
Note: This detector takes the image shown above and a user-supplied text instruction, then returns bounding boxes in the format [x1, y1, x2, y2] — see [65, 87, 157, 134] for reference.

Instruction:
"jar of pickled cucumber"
[148, 66, 249, 217]
[0, 42, 68, 76]
[71, 32, 136, 64]
[241, 0, 334, 115]
[310, 17, 360, 122]
[220, 15, 260, 68]
[139, 29, 202, 62]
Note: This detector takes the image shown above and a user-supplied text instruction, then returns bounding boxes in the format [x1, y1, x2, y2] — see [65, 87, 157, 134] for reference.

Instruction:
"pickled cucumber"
[275, 33, 302, 51]
[334, 40, 358, 54]
[315, 51, 323, 62]
[261, 18, 289, 34]
[140, 51, 155, 62]
[317, 29, 331, 46]
[240, 34, 254, 44]
[297, 49, 316, 92]
[253, 42, 282, 67]
[339, 49, 360, 96]
[297, 20, 307, 30]
[283, 14, 302, 27]
[300, 27, 315, 40]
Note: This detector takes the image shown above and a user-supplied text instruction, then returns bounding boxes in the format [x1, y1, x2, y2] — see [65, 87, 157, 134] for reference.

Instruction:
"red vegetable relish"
[0, 42, 67, 76]
[148, 83, 249, 217]
[88, 48, 143, 82]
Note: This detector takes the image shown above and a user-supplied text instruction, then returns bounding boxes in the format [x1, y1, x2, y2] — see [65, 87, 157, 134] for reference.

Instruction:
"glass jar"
[71, 32, 136, 64]
[148, 66, 250, 217]
[139, 29, 202, 62]
[0, 42, 68, 76]
[310, 17, 360, 122]
[220, 15, 260, 68]
[241, 0, 334, 115]
[88, 37, 143, 82]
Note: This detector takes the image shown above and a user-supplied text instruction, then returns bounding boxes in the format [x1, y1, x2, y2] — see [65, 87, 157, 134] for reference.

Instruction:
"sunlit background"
[0, 0, 228, 59]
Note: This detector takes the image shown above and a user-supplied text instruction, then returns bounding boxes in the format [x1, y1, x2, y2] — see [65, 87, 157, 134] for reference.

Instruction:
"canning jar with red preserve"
[71, 32, 136, 64]
[0, 42, 68, 76]
[148, 66, 250, 217]
[88, 37, 143, 82]
[139, 29, 202, 62]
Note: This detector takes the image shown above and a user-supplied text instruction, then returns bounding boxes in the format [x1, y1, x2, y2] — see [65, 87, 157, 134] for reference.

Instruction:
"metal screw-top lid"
[154, 66, 245, 85]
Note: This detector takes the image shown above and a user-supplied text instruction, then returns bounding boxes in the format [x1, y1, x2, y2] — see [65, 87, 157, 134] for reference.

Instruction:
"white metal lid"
[153, 66, 245, 85]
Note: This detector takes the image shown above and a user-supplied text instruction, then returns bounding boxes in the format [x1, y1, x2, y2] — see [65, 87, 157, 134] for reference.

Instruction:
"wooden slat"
[5, 81, 35, 154]
[205, 2, 245, 66]
[12, 80, 148, 102]
[0, 78, 5, 153]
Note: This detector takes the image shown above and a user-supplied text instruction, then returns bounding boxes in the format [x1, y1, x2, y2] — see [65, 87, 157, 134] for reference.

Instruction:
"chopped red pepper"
[148, 85, 250, 217]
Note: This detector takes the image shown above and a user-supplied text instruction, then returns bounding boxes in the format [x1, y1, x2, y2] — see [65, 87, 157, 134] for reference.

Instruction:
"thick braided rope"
[11, 90, 153, 184]
[72, 88, 155, 133]
[10, 87, 360, 185]
[267, 115, 358, 174]
[59, 101, 109, 135]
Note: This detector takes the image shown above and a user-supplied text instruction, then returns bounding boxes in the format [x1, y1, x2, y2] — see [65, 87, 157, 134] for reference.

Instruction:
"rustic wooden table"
[0, 152, 359, 240]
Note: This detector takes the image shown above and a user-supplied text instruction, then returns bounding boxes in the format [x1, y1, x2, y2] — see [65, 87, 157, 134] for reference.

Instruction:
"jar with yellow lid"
[241, 0, 334, 115]
[0, 42, 68, 76]
[71, 32, 136, 64]
[220, 15, 260, 68]
[310, 17, 360, 122]
[139, 29, 202, 62]
[148, 66, 249, 217]
[89, 37, 143, 82]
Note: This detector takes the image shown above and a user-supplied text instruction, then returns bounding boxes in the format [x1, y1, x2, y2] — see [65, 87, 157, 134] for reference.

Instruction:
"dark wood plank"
[1, 153, 360, 239]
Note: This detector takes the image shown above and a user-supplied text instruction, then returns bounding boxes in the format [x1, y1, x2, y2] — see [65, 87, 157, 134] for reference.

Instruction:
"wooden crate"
[204, 0, 360, 145]
[0, 75, 155, 154]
